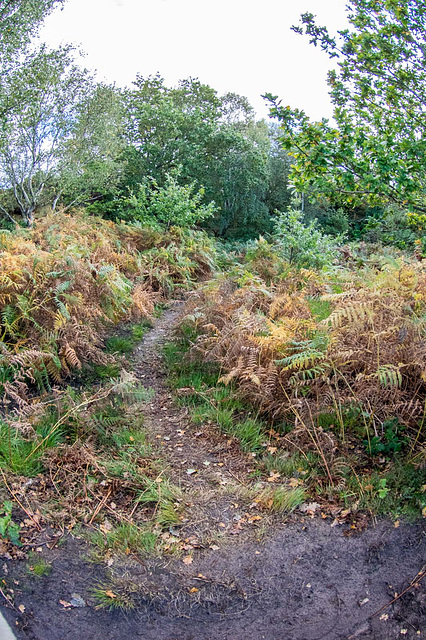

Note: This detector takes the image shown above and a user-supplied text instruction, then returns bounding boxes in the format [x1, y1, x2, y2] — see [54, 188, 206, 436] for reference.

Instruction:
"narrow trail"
[1, 303, 425, 640]
[130, 301, 261, 542]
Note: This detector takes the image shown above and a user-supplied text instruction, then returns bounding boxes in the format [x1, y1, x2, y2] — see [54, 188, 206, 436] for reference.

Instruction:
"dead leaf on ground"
[299, 502, 321, 515]
[288, 478, 300, 487]
[59, 600, 72, 608]
[267, 472, 281, 483]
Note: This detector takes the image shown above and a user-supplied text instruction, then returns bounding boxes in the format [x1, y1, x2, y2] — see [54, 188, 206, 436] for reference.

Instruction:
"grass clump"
[27, 552, 52, 577]
[345, 461, 426, 519]
[90, 524, 159, 557]
[259, 486, 307, 513]
[105, 336, 134, 354]
[92, 577, 141, 611]
[105, 319, 153, 356]
[136, 477, 182, 527]
[131, 321, 152, 341]
[164, 339, 265, 452]
[263, 451, 320, 480]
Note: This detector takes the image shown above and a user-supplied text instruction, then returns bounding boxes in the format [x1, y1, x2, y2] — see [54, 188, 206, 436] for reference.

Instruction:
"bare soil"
[1, 303, 425, 640]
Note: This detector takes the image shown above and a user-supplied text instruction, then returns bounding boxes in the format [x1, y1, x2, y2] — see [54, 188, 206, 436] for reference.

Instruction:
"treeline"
[1, 0, 425, 252]
[0, 1, 292, 239]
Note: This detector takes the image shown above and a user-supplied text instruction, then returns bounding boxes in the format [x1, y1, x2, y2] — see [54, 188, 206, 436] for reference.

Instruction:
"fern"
[376, 364, 403, 389]
[289, 363, 331, 385]
[321, 302, 373, 329]
[276, 334, 329, 371]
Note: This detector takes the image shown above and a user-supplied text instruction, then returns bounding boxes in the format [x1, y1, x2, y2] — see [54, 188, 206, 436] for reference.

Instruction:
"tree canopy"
[266, 0, 426, 220]
[109, 75, 290, 238]
[0, 46, 123, 225]
[0, 0, 63, 57]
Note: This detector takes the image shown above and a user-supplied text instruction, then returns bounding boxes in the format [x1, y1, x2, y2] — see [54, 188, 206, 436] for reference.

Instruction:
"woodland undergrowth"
[175, 240, 426, 517]
[0, 209, 217, 406]
[0, 209, 217, 555]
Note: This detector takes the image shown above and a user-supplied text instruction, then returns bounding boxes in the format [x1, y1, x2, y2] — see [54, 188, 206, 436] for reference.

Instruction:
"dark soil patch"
[1, 520, 424, 639]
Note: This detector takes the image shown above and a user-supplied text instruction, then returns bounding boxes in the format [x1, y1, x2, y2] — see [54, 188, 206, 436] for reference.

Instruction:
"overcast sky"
[40, 0, 348, 121]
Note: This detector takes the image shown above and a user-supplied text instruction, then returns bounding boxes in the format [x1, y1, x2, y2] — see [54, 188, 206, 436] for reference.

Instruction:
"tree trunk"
[23, 208, 35, 227]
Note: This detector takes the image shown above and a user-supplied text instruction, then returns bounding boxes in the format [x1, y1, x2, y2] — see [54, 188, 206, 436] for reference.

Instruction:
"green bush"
[274, 209, 341, 269]
[119, 173, 217, 229]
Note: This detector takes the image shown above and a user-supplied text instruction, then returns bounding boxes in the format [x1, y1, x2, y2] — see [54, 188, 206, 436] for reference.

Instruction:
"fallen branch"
[370, 564, 426, 618]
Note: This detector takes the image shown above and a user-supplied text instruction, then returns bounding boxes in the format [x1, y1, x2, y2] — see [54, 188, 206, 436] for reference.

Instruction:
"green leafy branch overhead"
[265, 0, 426, 221]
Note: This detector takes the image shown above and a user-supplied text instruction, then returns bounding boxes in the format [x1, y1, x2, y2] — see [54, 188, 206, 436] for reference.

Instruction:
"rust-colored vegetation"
[0, 210, 216, 405]
[177, 242, 426, 511]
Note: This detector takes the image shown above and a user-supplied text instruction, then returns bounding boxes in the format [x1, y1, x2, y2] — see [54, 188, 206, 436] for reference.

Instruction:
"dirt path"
[1, 303, 425, 640]
[130, 302, 264, 542]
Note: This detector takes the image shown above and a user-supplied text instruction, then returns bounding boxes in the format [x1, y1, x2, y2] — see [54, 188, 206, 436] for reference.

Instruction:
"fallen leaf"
[267, 472, 281, 483]
[105, 590, 116, 599]
[394, 520, 400, 528]
[18, 604, 25, 613]
[248, 515, 263, 523]
[59, 600, 72, 608]
[99, 519, 113, 534]
[288, 478, 300, 487]
[70, 594, 86, 608]
[182, 555, 193, 565]
[299, 502, 320, 515]
[186, 469, 197, 475]
[189, 587, 199, 593]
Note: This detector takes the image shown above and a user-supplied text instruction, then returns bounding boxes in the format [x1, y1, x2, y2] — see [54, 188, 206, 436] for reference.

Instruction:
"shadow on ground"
[1, 518, 425, 640]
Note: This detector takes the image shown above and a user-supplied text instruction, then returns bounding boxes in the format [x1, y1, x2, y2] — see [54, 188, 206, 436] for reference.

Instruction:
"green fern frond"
[377, 364, 403, 389]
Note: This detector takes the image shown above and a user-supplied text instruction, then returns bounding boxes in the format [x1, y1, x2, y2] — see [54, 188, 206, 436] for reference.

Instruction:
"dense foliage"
[177, 247, 425, 515]
[0, 210, 217, 404]
[266, 0, 426, 225]
[0, 0, 425, 533]
[0, 0, 63, 58]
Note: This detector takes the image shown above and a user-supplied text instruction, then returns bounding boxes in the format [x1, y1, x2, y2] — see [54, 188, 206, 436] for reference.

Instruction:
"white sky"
[39, 0, 348, 121]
